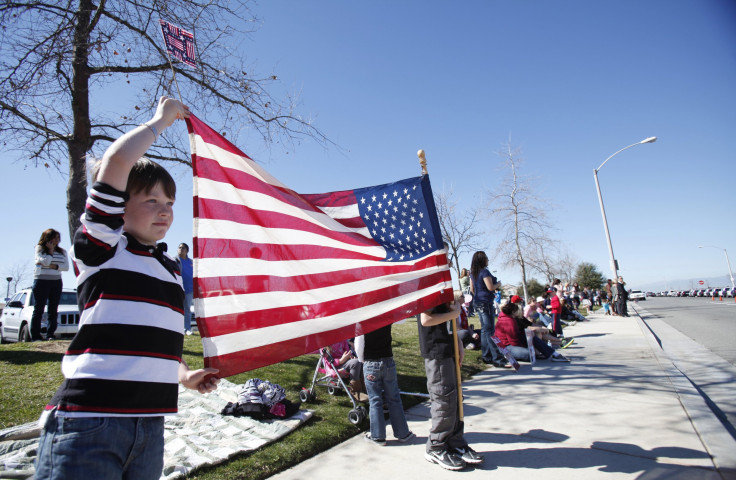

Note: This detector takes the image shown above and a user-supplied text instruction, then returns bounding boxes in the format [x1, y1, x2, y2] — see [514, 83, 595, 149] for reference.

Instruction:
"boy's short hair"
[91, 158, 176, 199]
[127, 159, 176, 198]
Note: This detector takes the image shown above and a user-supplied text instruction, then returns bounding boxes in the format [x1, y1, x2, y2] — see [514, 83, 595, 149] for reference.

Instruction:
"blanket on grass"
[0, 379, 312, 479]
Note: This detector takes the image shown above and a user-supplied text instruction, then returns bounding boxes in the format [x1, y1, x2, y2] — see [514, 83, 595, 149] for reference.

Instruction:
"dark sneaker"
[364, 432, 386, 446]
[397, 431, 415, 443]
[452, 446, 483, 465]
[560, 337, 574, 349]
[425, 449, 466, 470]
[551, 354, 570, 362]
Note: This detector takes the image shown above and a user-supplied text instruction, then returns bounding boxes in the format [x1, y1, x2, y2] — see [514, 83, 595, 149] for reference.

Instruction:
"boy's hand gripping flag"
[187, 116, 453, 377]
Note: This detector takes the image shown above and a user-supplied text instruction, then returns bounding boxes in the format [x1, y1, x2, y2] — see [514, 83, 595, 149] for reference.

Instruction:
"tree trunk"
[66, 0, 93, 239]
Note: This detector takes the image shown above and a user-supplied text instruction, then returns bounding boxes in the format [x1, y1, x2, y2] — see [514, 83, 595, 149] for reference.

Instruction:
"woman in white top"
[31, 228, 69, 340]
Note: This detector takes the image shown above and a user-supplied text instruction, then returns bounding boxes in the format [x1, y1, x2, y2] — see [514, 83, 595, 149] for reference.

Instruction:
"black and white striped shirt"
[47, 182, 185, 417]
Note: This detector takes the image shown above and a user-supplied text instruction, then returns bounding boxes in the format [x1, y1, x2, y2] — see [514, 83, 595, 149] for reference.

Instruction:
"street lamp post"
[593, 137, 657, 281]
[5, 277, 12, 301]
[698, 245, 735, 289]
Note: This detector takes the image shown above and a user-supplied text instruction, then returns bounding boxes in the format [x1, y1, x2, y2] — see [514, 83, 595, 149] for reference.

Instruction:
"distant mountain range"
[638, 274, 735, 293]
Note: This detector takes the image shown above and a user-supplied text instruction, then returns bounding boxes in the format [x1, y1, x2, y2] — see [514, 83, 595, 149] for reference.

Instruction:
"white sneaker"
[185, 330, 192, 336]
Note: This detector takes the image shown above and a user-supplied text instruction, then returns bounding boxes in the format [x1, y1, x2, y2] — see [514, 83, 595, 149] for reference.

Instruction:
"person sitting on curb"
[522, 297, 571, 348]
[561, 297, 587, 323]
[454, 291, 481, 350]
[528, 296, 554, 328]
[495, 302, 570, 362]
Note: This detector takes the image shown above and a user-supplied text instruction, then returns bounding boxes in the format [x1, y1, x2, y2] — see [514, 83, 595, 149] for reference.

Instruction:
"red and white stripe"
[187, 115, 452, 377]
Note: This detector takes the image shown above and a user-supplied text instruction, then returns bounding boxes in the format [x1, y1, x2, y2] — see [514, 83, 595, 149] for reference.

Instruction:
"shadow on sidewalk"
[470, 435, 714, 477]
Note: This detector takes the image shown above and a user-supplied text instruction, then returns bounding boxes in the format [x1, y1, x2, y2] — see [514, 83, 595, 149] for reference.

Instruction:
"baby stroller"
[299, 346, 367, 426]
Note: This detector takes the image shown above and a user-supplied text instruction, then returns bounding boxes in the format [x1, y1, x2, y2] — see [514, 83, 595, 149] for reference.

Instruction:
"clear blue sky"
[2, 0, 735, 295]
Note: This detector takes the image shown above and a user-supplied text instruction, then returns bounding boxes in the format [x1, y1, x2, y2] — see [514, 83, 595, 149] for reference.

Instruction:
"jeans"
[183, 292, 193, 331]
[475, 301, 505, 363]
[35, 412, 164, 480]
[506, 336, 554, 361]
[31, 279, 62, 340]
[363, 357, 410, 441]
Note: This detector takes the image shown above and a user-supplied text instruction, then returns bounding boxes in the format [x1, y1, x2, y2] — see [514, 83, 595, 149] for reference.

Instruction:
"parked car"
[719, 287, 732, 298]
[629, 290, 646, 301]
[0, 288, 79, 343]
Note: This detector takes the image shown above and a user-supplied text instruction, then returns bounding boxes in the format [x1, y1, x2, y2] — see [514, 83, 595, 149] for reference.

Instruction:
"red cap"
[510, 295, 523, 304]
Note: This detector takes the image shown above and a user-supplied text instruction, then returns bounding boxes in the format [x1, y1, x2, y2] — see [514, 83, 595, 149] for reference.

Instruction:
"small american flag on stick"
[159, 19, 197, 68]
[186, 115, 453, 377]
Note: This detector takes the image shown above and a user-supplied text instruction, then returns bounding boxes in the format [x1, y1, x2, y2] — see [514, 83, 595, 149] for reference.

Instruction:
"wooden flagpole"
[417, 149, 464, 421]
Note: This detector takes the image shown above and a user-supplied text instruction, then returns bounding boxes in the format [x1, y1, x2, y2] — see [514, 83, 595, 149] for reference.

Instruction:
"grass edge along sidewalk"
[0, 318, 487, 480]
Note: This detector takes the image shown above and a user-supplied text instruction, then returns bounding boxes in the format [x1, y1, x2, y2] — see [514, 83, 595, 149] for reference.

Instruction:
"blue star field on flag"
[354, 175, 444, 262]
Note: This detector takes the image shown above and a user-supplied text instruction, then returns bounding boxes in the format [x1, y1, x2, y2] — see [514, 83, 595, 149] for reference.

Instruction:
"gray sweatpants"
[424, 356, 468, 452]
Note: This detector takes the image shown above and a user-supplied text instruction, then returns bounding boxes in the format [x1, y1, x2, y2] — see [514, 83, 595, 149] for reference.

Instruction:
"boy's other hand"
[181, 367, 220, 394]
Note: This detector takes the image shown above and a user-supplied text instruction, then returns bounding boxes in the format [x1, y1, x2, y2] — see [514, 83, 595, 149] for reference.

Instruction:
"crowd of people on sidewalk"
[330, 249, 615, 471]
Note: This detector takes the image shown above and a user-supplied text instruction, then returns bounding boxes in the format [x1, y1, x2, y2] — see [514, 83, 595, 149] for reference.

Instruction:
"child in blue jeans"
[34, 97, 219, 480]
[361, 324, 415, 445]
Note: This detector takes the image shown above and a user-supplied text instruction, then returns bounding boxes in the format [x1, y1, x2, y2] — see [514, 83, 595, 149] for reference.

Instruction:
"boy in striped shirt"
[35, 97, 219, 480]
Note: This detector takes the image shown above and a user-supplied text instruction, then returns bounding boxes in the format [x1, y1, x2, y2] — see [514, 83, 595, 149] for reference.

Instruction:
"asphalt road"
[632, 296, 736, 367]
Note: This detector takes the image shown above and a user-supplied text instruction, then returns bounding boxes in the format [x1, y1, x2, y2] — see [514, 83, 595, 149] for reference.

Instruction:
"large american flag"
[159, 19, 196, 68]
[187, 115, 453, 377]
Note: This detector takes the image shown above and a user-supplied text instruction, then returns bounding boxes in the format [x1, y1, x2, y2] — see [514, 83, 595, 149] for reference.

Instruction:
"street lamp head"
[5, 277, 11, 282]
[640, 136, 657, 144]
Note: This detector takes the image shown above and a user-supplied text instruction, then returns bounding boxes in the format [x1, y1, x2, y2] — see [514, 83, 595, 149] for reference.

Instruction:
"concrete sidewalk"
[270, 306, 736, 480]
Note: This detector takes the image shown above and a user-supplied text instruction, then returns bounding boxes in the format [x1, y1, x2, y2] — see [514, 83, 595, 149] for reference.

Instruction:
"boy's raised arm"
[96, 96, 189, 191]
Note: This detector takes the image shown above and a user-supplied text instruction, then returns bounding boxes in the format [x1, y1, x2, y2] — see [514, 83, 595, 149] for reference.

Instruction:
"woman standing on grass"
[31, 228, 69, 341]
[469, 251, 508, 368]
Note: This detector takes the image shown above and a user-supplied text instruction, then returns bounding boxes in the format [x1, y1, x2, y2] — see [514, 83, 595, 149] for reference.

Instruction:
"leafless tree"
[434, 188, 486, 291]
[1, 0, 328, 239]
[526, 239, 561, 284]
[3, 261, 32, 296]
[557, 250, 579, 285]
[486, 142, 555, 301]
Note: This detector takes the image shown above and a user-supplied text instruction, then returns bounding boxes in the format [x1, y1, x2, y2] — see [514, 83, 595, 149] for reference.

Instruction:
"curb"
[630, 303, 736, 480]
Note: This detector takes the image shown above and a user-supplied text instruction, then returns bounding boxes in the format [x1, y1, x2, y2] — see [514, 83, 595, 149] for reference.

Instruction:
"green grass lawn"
[0, 319, 485, 480]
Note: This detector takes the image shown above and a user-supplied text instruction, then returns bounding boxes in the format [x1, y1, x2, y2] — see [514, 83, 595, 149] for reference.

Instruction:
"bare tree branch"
[434, 187, 486, 291]
[485, 141, 556, 300]
[1, 0, 330, 238]
[3, 261, 32, 297]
